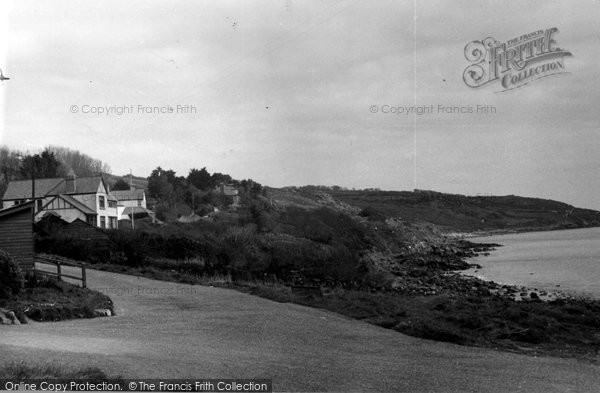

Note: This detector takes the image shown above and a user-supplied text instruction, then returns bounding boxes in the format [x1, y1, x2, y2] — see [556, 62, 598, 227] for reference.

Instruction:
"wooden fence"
[34, 254, 87, 288]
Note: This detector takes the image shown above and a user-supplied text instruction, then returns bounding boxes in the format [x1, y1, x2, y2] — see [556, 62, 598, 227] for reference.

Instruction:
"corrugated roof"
[3, 176, 106, 200]
[111, 189, 145, 201]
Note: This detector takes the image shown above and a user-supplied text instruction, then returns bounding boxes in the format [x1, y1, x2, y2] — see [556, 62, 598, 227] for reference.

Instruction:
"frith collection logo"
[463, 28, 571, 92]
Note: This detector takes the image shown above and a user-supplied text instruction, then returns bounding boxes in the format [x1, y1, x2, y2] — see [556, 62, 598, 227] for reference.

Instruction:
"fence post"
[81, 265, 87, 288]
[56, 262, 62, 282]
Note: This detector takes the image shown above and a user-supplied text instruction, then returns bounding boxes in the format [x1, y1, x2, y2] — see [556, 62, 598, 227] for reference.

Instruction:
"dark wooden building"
[0, 202, 35, 271]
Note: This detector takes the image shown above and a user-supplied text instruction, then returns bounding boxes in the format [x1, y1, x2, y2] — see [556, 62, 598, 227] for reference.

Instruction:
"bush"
[34, 208, 370, 287]
[147, 257, 206, 275]
[37, 229, 214, 267]
[0, 250, 25, 299]
[194, 204, 214, 216]
[358, 206, 387, 222]
[35, 234, 110, 263]
[154, 204, 168, 221]
[258, 235, 362, 286]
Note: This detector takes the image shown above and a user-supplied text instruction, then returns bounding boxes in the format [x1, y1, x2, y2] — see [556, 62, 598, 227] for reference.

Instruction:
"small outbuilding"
[0, 201, 35, 271]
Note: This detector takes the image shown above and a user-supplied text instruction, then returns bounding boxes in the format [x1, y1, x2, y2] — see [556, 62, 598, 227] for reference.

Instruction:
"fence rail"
[34, 254, 87, 288]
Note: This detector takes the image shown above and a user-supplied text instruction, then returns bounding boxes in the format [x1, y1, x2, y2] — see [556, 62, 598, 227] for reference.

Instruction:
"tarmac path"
[1, 267, 599, 392]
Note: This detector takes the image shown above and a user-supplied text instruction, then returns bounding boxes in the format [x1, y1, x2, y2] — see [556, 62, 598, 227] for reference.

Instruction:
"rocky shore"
[288, 238, 600, 358]
[389, 239, 586, 302]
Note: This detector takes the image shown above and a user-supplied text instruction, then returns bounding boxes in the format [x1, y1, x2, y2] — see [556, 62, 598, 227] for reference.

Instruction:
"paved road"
[1, 267, 600, 392]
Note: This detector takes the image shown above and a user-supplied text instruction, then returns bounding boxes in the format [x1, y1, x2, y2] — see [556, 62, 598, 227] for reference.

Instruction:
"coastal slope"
[272, 187, 600, 233]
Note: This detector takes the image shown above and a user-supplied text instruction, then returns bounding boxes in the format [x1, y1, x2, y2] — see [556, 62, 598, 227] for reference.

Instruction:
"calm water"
[466, 227, 600, 299]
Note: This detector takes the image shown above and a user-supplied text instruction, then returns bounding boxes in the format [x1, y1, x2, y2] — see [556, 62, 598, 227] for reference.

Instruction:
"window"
[109, 217, 117, 229]
[100, 216, 106, 229]
[99, 196, 105, 209]
[108, 200, 117, 208]
[137, 200, 142, 207]
[86, 215, 96, 226]
[36, 199, 43, 212]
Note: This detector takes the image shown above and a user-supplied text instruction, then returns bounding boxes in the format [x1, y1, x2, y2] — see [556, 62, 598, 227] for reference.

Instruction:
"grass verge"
[0, 360, 108, 379]
[0, 277, 114, 322]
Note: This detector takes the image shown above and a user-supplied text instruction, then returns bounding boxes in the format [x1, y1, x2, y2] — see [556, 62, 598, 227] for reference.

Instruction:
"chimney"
[66, 170, 76, 193]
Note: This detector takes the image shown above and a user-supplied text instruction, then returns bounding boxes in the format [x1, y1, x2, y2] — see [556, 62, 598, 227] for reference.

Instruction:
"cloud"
[1, 0, 599, 209]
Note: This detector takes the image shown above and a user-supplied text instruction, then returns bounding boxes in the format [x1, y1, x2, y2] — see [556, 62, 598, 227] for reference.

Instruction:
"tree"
[148, 176, 175, 204]
[147, 167, 178, 206]
[240, 179, 263, 196]
[0, 250, 25, 299]
[38, 150, 64, 177]
[187, 167, 212, 190]
[150, 167, 178, 185]
[0, 146, 24, 183]
[183, 184, 206, 211]
[210, 172, 232, 188]
[19, 150, 63, 179]
[112, 179, 131, 191]
[47, 145, 111, 176]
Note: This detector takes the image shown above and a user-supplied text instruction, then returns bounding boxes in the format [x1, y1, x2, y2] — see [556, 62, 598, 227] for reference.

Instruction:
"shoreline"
[449, 223, 600, 239]
[461, 226, 600, 301]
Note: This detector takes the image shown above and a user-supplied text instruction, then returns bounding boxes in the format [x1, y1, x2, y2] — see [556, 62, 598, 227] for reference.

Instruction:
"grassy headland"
[321, 187, 600, 233]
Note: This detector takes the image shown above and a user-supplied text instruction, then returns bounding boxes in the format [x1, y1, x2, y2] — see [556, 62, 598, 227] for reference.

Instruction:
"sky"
[0, 0, 599, 210]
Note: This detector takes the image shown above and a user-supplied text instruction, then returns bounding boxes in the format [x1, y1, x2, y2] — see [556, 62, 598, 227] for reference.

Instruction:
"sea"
[465, 227, 600, 299]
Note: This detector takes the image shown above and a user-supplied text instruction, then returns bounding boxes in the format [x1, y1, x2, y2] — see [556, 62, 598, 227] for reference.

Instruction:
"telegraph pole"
[130, 170, 135, 230]
[31, 169, 35, 222]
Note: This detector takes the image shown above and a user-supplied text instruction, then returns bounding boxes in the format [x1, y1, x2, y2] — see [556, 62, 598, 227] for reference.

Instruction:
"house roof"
[0, 201, 34, 218]
[122, 206, 154, 216]
[49, 176, 107, 195]
[215, 184, 239, 196]
[223, 186, 239, 196]
[3, 178, 63, 200]
[3, 176, 107, 200]
[58, 194, 98, 215]
[111, 189, 145, 201]
[40, 194, 97, 216]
